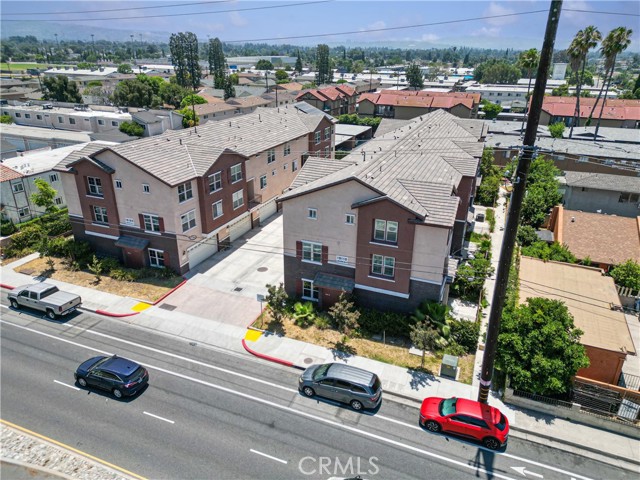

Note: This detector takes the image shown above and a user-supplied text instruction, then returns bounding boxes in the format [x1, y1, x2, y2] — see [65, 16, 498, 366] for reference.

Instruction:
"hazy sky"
[2, 0, 639, 50]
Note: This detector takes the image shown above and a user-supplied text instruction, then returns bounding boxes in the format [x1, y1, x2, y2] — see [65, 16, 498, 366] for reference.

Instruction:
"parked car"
[475, 213, 485, 222]
[75, 355, 149, 399]
[299, 363, 382, 411]
[8, 283, 81, 319]
[419, 397, 509, 450]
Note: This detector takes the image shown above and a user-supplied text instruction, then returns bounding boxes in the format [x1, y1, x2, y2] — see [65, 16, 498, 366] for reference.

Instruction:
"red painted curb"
[94, 310, 140, 318]
[0, 284, 15, 290]
[152, 278, 187, 305]
[241, 338, 294, 367]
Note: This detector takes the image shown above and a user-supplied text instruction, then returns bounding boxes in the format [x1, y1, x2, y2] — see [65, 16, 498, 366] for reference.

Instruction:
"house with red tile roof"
[357, 90, 480, 120]
[539, 96, 640, 129]
[296, 85, 357, 116]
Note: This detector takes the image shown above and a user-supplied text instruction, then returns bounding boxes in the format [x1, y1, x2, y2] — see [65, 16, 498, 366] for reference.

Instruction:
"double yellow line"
[1, 419, 147, 480]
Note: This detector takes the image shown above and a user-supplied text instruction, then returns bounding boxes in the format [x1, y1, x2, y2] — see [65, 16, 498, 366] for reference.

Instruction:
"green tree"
[474, 59, 521, 84]
[169, 32, 200, 90]
[521, 241, 577, 263]
[518, 48, 539, 130]
[42, 75, 82, 103]
[112, 78, 158, 108]
[294, 50, 303, 74]
[117, 63, 133, 74]
[315, 44, 331, 85]
[208, 37, 226, 89]
[275, 69, 289, 82]
[328, 293, 361, 337]
[410, 300, 451, 350]
[551, 83, 570, 97]
[405, 63, 424, 89]
[119, 120, 144, 137]
[497, 297, 590, 395]
[180, 94, 207, 108]
[482, 100, 503, 120]
[1, 114, 13, 124]
[609, 260, 640, 290]
[476, 175, 501, 206]
[159, 81, 187, 108]
[567, 26, 602, 137]
[30, 179, 58, 214]
[223, 76, 236, 100]
[178, 106, 199, 128]
[548, 121, 565, 138]
[229, 73, 239, 85]
[255, 59, 274, 70]
[265, 283, 288, 325]
[410, 322, 441, 368]
[520, 157, 562, 228]
[517, 225, 538, 247]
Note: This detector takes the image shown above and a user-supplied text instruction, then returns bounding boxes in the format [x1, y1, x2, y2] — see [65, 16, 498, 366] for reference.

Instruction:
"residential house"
[334, 124, 373, 152]
[538, 96, 640, 129]
[296, 85, 357, 116]
[1, 138, 19, 160]
[54, 106, 335, 273]
[560, 171, 640, 218]
[519, 256, 635, 386]
[193, 96, 272, 124]
[357, 90, 481, 120]
[278, 110, 485, 313]
[548, 206, 640, 271]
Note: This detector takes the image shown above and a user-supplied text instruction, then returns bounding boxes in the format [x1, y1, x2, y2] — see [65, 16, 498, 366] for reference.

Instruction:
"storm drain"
[159, 304, 177, 311]
[257, 267, 268, 272]
[233, 287, 243, 292]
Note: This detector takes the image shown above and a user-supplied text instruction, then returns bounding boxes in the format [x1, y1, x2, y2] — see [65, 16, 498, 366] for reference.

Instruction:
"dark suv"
[75, 355, 149, 398]
[299, 363, 382, 411]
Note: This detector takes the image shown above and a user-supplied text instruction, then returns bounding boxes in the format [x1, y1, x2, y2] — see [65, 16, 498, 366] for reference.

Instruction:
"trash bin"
[440, 354, 459, 379]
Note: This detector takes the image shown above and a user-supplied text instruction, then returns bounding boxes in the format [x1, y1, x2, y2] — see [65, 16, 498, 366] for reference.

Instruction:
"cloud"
[358, 20, 387, 38]
[563, 0, 590, 24]
[228, 11, 248, 27]
[485, 2, 517, 26]
[420, 33, 440, 42]
[472, 27, 501, 38]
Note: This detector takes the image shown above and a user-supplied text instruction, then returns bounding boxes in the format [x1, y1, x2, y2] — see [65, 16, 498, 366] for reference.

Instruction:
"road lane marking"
[0, 319, 598, 480]
[512, 466, 544, 478]
[377, 414, 422, 430]
[0, 419, 148, 480]
[53, 380, 80, 391]
[143, 411, 175, 424]
[250, 449, 288, 464]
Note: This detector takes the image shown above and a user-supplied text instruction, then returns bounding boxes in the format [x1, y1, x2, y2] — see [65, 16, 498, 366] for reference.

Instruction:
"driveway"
[157, 214, 285, 328]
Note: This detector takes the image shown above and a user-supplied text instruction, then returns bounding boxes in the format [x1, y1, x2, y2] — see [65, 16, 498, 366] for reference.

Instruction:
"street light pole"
[477, 0, 563, 404]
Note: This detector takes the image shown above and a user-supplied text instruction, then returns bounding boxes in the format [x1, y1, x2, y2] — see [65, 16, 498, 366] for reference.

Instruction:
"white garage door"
[229, 213, 252, 241]
[187, 237, 218, 269]
[258, 198, 278, 225]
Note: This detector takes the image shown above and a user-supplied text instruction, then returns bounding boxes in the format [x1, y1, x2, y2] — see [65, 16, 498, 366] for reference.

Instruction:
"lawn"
[14, 257, 182, 303]
[1, 63, 41, 70]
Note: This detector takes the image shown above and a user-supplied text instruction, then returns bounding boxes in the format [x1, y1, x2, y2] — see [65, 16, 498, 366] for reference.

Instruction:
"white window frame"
[324, 126, 331, 140]
[142, 184, 150, 194]
[181, 210, 196, 232]
[232, 189, 244, 210]
[314, 131, 321, 144]
[12, 182, 24, 193]
[148, 248, 165, 268]
[267, 149, 276, 164]
[115, 179, 122, 189]
[372, 254, 395, 277]
[142, 214, 160, 232]
[87, 177, 103, 196]
[307, 208, 317, 220]
[345, 213, 355, 225]
[324, 146, 330, 157]
[373, 219, 398, 243]
[209, 171, 222, 193]
[178, 181, 193, 203]
[93, 206, 108, 224]
[292, 160, 298, 172]
[212, 200, 223, 219]
[260, 175, 267, 190]
[302, 279, 319, 301]
[302, 241, 322, 264]
[284, 142, 291, 156]
[230, 164, 242, 183]
[18, 206, 30, 218]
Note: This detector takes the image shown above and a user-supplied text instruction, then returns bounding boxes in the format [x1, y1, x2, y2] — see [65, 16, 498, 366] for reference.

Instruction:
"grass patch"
[1, 63, 42, 70]
[469, 232, 491, 243]
[14, 257, 182, 303]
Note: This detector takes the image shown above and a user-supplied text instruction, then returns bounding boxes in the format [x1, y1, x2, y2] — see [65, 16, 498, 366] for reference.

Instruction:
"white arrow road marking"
[512, 466, 544, 478]
[250, 449, 288, 464]
[143, 411, 175, 424]
[53, 380, 80, 391]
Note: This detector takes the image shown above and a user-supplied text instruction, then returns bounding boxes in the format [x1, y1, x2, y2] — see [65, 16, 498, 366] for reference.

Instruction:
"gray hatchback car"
[299, 363, 383, 411]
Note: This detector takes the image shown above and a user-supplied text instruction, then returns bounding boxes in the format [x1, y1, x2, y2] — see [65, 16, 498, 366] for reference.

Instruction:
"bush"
[486, 208, 496, 233]
[359, 308, 415, 338]
[0, 114, 13, 124]
[99, 257, 121, 273]
[548, 121, 565, 139]
[443, 342, 467, 357]
[448, 318, 480, 353]
[5, 224, 45, 256]
[314, 315, 331, 330]
[109, 268, 137, 282]
[1, 219, 17, 236]
[67, 240, 94, 268]
[47, 236, 72, 257]
[119, 121, 144, 137]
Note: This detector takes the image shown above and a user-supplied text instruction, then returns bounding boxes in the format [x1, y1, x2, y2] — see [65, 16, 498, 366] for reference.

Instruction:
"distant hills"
[1, 21, 171, 43]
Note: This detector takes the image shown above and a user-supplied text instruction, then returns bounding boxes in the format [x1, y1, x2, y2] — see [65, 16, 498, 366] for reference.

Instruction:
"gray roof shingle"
[563, 171, 640, 194]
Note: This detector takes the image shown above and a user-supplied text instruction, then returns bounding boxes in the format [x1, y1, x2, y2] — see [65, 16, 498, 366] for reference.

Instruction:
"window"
[284, 142, 291, 156]
[18, 206, 30, 218]
[209, 171, 222, 193]
[578, 156, 588, 163]
[54, 197, 63, 205]
[373, 219, 398, 243]
[181, 210, 196, 232]
[372, 254, 395, 277]
[92, 206, 108, 224]
[58, 117, 63, 123]
[12, 182, 24, 193]
[49, 173, 58, 182]
[314, 131, 321, 144]
[25, 113, 31, 119]
[178, 181, 193, 202]
[230, 164, 242, 183]
[148, 249, 165, 267]
[98, 119, 105, 126]
[292, 160, 298, 172]
[302, 279, 319, 301]
[283, 163, 288, 170]
[272, 169, 276, 176]
[111, 121, 118, 127]
[87, 176, 103, 196]
[345, 213, 355, 225]
[619, 192, 639, 203]
[324, 127, 331, 140]
[555, 154, 565, 161]
[260, 175, 267, 190]
[115, 179, 122, 189]
[212, 200, 223, 219]
[15, 113, 21, 118]
[302, 241, 322, 263]
[143, 184, 150, 194]
[69, 118, 76, 125]
[124, 218, 135, 226]
[324, 146, 330, 157]
[232, 189, 244, 209]
[267, 149, 276, 164]
[307, 208, 317, 220]
[142, 214, 160, 232]
[36, 114, 42, 120]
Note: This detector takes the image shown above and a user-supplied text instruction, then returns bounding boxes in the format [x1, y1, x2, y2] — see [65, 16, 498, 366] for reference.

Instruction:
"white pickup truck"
[8, 283, 82, 319]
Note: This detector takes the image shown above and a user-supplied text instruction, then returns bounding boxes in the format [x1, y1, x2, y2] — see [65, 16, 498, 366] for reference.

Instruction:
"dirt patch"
[253, 312, 475, 384]
[14, 257, 182, 303]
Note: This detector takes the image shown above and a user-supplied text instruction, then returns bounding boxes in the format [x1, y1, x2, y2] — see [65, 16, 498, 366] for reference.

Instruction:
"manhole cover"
[303, 357, 314, 364]
[159, 304, 177, 311]
[233, 287, 243, 292]
[257, 267, 268, 272]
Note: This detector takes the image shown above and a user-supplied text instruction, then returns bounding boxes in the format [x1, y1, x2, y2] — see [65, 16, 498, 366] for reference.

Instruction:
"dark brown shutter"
[322, 245, 328, 264]
[158, 217, 165, 232]
[138, 214, 144, 229]
[296, 279, 302, 296]
[296, 241, 302, 259]
[83, 176, 88, 194]
[162, 251, 170, 269]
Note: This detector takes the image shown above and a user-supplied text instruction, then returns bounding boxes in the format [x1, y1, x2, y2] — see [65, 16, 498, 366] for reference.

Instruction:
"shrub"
[5, 224, 45, 255]
[314, 315, 331, 330]
[119, 121, 144, 137]
[0, 114, 13, 124]
[67, 240, 94, 268]
[99, 257, 121, 273]
[47, 236, 73, 257]
[109, 268, 137, 282]
[359, 308, 415, 338]
[486, 208, 496, 233]
[548, 121, 565, 139]
[448, 318, 480, 353]
[292, 301, 316, 327]
[1, 219, 17, 236]
[443, 342, 467, 357]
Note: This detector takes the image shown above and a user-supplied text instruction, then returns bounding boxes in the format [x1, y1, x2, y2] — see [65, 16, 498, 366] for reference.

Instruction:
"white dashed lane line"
[143, 411, 175, 424]
[249, 449, 288, 464]
[53, 380, 80, 391]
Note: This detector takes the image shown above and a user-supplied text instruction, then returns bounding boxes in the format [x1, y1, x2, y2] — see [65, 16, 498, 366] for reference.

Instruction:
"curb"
[0, 283, 15, 290]
[151, 277, 188, 305]
[94, 309, 140, 318]
[241, 338, 297, 368]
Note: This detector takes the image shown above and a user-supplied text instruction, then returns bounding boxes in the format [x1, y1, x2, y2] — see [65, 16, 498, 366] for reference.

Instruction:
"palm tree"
[588, 27, 633, 138]
[518, 48, 539, 133]
[567, 26, 602, 138]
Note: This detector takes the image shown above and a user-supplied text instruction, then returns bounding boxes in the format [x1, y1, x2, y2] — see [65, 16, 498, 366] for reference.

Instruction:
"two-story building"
[54, 106, 335, 273]
[296, 85, 357, 116]
[278, 109, 485, 312]
[538, 96, 640, 129]
[357, 90, 481, 120]
[560, 171, 640, 218]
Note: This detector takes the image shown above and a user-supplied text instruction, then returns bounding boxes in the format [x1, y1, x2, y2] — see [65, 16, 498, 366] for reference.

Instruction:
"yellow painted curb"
[245, 329, 262, 342]
[131, 302, 152, 312]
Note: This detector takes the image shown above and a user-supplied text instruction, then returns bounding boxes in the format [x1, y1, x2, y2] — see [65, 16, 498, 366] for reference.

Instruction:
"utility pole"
[91, 34, 95, 53]
[478, 0, 563, 404]
[130, 34, 135, 63]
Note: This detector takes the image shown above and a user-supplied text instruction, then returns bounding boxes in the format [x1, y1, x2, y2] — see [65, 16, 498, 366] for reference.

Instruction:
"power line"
[3, 1, 235, 16]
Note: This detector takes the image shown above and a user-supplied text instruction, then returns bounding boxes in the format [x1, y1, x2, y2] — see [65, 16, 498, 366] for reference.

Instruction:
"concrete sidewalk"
[2, 256, 639, 471]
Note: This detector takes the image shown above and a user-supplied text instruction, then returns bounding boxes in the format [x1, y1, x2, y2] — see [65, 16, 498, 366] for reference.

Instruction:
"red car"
[420, 397, 509, 450]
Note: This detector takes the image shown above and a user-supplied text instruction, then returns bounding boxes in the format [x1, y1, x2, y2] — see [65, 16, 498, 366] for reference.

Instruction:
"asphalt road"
[0, 298, 634, 480]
